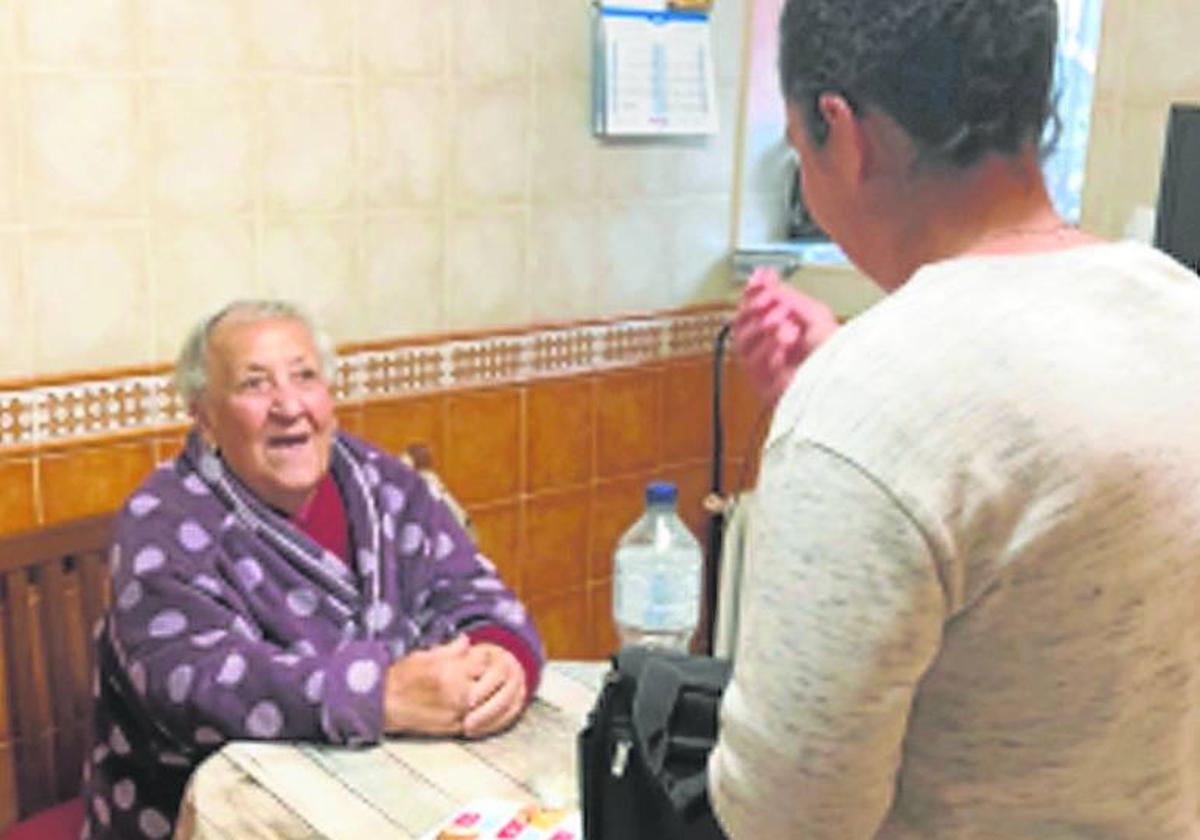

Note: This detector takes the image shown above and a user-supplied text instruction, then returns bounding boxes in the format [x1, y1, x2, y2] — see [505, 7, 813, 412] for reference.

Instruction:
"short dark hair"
[779, 0, 1059, 168]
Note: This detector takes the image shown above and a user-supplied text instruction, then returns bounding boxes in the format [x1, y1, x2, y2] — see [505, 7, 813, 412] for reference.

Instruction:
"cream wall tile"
[445, 208, 528, 329]
[260, 219, 362, 343]
[1090, 0, 1126, 104]
[597, 144, 677, 200]
[528, 203, 601, 322]
[453, 83, 530, 206]
[452, 0, 534, 82]
[0, 2, 14, 66]
[601, 201, 673, 314]
[531, 75, 597, 203]
[362, 81, 445, 208]
[1117, 1, 1200, 104]
[533, 0, 590, 79]
[148, 79, 253, 214]
[28, 227, 151, 373]
[151, 221, 257, 361]
[20, 0, 135, 67]
[249, 0, 351, 73]
[0, 78, 16, 220]
[359, 0, 446, 78]
[710, 0, 747, 86]
[23, 75, 141, 219]
[1082, 100, 1170, 238]
[362, 212, 443, 340]
[0, 233, 31, 380]
[261, 80, 355, 213]
[145, 0, 249, 71]
[671, 196, 733, 303]
[673, 82, 739, 197]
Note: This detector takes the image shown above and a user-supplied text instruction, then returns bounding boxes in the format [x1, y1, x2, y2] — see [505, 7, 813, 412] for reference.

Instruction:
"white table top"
[173, 661, 607, 840]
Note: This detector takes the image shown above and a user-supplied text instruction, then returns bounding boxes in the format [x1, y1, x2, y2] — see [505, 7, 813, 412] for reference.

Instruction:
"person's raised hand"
[382, 634, 486, 736]
[732, 267, 839, 404]
[462, 643, 527, 739]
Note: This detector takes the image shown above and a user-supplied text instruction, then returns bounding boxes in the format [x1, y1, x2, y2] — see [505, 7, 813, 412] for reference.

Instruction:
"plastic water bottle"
[612, 481, 703, 652]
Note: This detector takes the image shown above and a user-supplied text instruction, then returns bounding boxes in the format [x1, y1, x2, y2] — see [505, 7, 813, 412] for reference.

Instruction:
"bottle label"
[612, 545, 700, 633]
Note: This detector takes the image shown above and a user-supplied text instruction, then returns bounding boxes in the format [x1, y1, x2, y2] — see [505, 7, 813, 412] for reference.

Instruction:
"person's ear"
[191, 398, 217, 449]
[816, 92, 870, 181]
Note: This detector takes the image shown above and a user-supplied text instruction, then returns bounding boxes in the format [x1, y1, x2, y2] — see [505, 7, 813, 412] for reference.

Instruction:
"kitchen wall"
[0, 0, 747, 382]
[1081, 0, 1200, 238]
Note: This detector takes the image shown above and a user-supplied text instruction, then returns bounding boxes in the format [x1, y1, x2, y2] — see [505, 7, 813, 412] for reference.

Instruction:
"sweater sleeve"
[708, 438, 945, 839]
[108, 503, 390, 750]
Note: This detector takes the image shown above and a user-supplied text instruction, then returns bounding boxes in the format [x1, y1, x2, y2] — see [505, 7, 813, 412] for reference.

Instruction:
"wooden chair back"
[0, 514, 114, 828]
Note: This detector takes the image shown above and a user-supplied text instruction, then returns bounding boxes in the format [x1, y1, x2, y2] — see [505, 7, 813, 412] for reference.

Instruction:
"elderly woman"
[82, 301, 542, 840]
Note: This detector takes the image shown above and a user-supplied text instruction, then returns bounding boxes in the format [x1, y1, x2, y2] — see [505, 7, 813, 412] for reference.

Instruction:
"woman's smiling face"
[196, 315, 336, 516]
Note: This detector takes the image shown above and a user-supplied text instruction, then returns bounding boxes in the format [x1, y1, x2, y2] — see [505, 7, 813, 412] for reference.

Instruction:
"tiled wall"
[0, 308, 768, 659]
[0, 0, 747, 382]
[1082, 0, 1200, 238]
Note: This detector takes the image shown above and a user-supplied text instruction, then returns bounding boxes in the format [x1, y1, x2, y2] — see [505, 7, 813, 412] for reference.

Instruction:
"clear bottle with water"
[612, 481, 702, 652]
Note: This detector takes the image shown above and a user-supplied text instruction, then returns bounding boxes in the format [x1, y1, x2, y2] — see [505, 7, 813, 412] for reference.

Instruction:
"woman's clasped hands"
[383, 634, 527, 739]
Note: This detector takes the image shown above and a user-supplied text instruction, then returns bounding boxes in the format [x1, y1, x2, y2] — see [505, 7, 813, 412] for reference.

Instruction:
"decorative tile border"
[0, 308, 732, 450]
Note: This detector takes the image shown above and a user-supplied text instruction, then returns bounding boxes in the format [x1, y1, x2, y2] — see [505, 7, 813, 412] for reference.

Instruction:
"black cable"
[704, 320, 734, 654]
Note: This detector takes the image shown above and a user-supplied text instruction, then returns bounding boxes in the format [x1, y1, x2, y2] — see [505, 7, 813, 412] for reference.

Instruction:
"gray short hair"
[174, 299, 338, 408]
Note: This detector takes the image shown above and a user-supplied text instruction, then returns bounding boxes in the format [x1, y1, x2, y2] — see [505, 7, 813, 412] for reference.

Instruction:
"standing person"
[83, 300, 542, 840]
[709, 1, 1200, 838]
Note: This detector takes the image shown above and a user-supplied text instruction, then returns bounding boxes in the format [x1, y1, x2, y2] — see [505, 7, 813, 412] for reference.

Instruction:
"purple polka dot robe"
[81, 431, 544, 839]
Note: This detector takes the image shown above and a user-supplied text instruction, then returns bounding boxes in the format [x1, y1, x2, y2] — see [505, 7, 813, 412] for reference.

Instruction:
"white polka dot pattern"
[362, 463, 381, 487]
[109, 724, 130, 756]
[235, 558, 264, 590]
[194, 726, 223, 746]
[191, 574, 222, 596]
[133, 546, 165, 576]
[434, 531, 455, 561]
[231, 616, 259, 641]
[400, 523, 424, 554]
[191, 628, 226, 648]
[112, 778, 136, 810]
[246, 701, 284, 737]
[128, 494, 160, 517]
[304, 670, 326, 703]
[117, 580, 143, 611]
[138, 807, 171, 839]
[492, 599, 527, 626]
[365, 601, 394, 632]
[357, 548, 378, 575]
[381, 515, 395, 541]
[472, 578, 504, 592]
[216, 652, 247, 686]
[286, 588, 319, 618]
[178, 521, 211, 552]
[148, 610, 188, 639]
[127, 661, 147, 695]
[346, 659, 380, 695]
[92, 795, 110, 827]
[381, 483, 406, 514]
[167, 664, 194, 704]
[182, 473, 209, 495]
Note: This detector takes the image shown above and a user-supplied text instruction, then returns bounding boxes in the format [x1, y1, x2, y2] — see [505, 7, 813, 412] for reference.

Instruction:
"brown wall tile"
[658, 460, 711, 547]
[361, 395, 444, 464]
[526, 377, 593, 493]
[522, 487, 589, 601]
[444, 388, 522, 505]
[335, 405, 365, 439]
[40, 441, 155, 524]
[588, 580, 620, 658]
[589, 473, 651, 582]
[0, 459, 37, 535]
[723, 360, 770, 459]
[661, 358, 714, 464]
[151, 432, 189, 466]
[468, 500, 522, 597]
[527, 587, 591, 659]
[595, 366, 661, 479]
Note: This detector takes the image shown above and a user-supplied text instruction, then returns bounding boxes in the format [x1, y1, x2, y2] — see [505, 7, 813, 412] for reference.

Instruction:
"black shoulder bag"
[578, 645, 731, 840]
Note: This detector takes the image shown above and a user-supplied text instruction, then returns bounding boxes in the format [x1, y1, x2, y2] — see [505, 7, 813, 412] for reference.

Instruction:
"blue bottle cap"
[645, 481, 678, 504]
